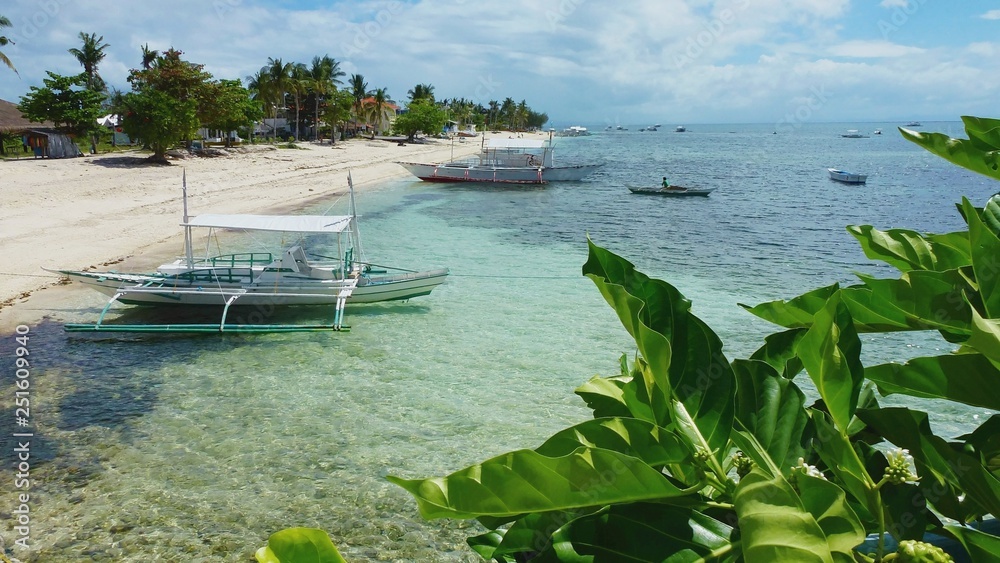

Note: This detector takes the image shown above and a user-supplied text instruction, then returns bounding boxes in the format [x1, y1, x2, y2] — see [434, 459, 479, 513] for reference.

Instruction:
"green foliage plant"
[18, 71, 105, 139]
[384, 118, 1000, 561]
[255, 528, 346, 563]
[393, 99, 448, 142]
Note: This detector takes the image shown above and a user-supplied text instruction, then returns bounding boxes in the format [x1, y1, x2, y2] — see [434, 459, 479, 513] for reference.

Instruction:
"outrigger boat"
[627, 185, 715, 197]
[50, 173, 449, 333]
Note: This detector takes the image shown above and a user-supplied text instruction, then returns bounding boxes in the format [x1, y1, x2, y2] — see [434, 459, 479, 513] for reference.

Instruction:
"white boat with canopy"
[51, 173, 449, 333]
[397, 133, 602, 184]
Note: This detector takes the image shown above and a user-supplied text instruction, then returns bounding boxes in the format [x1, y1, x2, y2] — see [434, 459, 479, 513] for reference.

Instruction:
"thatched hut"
[0, 98, 83, 158]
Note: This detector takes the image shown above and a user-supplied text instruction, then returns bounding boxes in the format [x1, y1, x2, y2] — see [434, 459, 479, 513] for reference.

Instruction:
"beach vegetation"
[382, 119, 1000, 561]
[116, 48, 229, 163]
[407, 83, 435, 104]
[318, 89, 354, 143]
[68, 31, 110, 93]
[306, 55, 346, 142]
[17, 71, 105, 139]
[392, 99, 447, 142]
[0, 14, 16, 75]
[200, 79, 263, 148]
[364, 87, 394, 138]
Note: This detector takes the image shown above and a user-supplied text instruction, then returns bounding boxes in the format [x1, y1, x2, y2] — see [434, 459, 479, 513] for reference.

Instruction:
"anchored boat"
[51, 173, 449, 333]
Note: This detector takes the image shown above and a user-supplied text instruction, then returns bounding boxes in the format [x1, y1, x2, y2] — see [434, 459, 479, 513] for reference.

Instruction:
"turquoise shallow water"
[2, 122, 997, 561]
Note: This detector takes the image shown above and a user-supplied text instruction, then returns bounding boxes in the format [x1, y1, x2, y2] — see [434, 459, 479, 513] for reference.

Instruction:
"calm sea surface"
[2, 122, 995, 561]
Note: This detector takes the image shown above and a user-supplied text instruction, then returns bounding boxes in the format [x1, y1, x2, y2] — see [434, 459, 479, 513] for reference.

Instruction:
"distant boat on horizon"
[905, 121, 922, 127]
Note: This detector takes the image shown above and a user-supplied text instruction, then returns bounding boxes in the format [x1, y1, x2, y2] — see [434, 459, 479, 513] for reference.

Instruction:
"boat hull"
[827, 169, 867, 184]
[627, 186, 714, 197]
[398, 162, 545, 184]
[55, 268, 449, 307]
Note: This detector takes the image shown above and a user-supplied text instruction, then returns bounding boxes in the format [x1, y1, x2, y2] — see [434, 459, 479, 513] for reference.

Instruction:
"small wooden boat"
[628, 186, 715, 197]
[827, 168, 867, 184]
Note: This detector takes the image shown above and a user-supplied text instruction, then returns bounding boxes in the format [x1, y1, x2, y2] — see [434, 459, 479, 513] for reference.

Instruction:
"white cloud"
[880, 0, 909, 7]
[828, 40, 926, 58]
[981, 10, 1000, 20]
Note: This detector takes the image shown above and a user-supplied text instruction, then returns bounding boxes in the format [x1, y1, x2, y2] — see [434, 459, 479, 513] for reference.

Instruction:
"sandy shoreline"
[0, 132, 542, 331]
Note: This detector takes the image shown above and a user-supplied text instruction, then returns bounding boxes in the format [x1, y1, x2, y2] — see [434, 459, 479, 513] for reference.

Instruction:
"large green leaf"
[795, 292, 864, 432]
[734, 469, 863, 563]
[732, 359, 811, 471]
[957, 415, 1000, 474]
[961, 115, 1000, 151]
[856, 270, 973, 335]
[388, 447, 693, 520]
[963, 197, 1000, 317]
[584, 240, 736, 462]
[535, 504, 735, 562]
[254, 528, 347, 563]
[846, 225, 971, 273]
[945, 524, 1000, 563]
[575, 374, 635, 420]
[467, 529, 509, 562]
[743, 285, 924, 333]
[748, 329, 805, 378]
[900, 126, 1000, 181]
[810, 410, 875, 510]
[535, 417, 690, 469]
[858, 408, 1000, 520]
[740, 283, 840, 329]
[865, 354, 1000, 410]
[482, 511, 582, 561]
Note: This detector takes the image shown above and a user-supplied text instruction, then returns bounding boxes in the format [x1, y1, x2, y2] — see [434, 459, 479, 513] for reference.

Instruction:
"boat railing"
[207, 253, 275, 268]
[170, 267, 255, 284]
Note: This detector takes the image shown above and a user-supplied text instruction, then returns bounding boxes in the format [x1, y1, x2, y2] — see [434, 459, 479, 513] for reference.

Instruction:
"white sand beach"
[0, 132, 546, 331]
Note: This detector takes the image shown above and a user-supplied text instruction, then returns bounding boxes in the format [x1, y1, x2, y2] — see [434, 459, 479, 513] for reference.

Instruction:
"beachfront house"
[0, 98, 83, 158]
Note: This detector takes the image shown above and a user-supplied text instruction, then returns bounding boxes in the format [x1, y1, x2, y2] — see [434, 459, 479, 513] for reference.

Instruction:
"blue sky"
[0, 0, 998, 126]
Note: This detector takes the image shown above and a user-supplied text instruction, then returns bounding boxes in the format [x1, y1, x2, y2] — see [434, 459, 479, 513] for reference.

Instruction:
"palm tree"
[487, 100, 500, 130]
[500, 97, 516, 131]
[407, 83, 434, 104]
[140, 43, 158, 69]
[308, 55, 345, 141]
[289, 62, 309, 141]
[0, 15, 17, 75]
[365, 87, 393, 138]
[68, 32, 110, 91]
[348, 73, 369, 135]
[245, 68, 272, 141]
[516, 100, 529, 131]
[265, 57, 292, 140]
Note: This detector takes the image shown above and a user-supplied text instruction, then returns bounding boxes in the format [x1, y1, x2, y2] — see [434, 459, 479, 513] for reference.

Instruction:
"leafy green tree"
[288, 63, 309, 141]
[118, 48, 211, 162]
[406, 83, 434, 104]
[364, 87, 393, 138]
[392, 99, 446, 142]
[200, 79, 263, 146]
[118, 89, 197, 163]
[18, 72, 105, 138]
[68, 32, 110, 92]
[0, 14, 16, 75]
[319, 89, 353, 143]
[348, 73, 369, 132]
[308, 55, 345, 141]
[140, 43, 158, 69]
[265, 57, 292, 139]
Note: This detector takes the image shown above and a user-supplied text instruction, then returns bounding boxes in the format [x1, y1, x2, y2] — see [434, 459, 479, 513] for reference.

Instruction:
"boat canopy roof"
[484, 138, 547, 149]
[182, 214, 353, 233]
